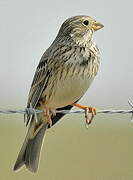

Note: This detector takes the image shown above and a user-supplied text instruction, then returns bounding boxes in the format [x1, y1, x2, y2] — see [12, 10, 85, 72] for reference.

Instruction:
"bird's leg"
[43, 107, 53, 127]
[39, 101, 53, 127]
[33, 107, 55, 137]
[72, 103, 96, 125]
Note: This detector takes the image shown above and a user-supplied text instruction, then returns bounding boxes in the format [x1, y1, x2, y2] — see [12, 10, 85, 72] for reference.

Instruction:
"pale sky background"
[0, 1, 133, 179]
[0, 0, 133, 110]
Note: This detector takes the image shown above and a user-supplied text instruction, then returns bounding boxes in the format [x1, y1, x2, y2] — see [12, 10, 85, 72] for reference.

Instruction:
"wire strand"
[0, 100, 133, 117]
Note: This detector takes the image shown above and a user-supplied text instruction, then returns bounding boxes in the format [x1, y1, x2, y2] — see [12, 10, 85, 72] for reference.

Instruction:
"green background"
[0, 114, 133, 180]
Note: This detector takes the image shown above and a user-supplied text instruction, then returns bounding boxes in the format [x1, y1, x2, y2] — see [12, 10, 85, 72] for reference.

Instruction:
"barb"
[128, 100, 133, 122]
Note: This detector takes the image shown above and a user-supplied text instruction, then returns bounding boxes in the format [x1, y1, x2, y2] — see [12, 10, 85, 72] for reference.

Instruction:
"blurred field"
[0, 114, 133, 180]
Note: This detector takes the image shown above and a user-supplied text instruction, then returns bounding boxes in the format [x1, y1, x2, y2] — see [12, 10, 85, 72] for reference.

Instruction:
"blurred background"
[0, 0, 133, 179]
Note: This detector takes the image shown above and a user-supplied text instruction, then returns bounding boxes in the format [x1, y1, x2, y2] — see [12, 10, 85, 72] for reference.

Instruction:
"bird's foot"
[43, 107, 53, 127]
[72, 103, 96, 126]
[43, 107, 56, 127]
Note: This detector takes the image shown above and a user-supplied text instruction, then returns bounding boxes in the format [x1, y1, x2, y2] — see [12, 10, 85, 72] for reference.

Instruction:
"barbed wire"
[0, 100, 133, 122]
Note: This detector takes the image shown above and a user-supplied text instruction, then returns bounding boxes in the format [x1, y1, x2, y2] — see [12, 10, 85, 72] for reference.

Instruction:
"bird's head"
[57, 15, 104, 46]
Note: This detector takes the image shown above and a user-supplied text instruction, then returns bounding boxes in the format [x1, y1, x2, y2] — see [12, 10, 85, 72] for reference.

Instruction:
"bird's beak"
[92, 21, 104, 31]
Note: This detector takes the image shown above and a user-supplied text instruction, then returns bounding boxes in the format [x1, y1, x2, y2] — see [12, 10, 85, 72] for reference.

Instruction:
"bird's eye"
[83, 20, 89, 26]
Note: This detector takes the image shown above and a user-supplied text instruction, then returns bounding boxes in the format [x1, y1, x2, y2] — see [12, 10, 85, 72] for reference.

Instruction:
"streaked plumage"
[14, 15, 103, 173]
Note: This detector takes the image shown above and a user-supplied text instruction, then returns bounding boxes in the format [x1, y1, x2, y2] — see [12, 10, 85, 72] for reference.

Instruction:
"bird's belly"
[47, 76, 94, 108]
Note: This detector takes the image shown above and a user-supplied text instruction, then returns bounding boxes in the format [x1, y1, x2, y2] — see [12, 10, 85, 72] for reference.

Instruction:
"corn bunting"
[14, 15, 104, 173]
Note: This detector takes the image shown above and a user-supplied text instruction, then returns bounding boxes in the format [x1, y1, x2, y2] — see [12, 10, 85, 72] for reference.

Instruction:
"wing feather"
[25, 53, 50, 125]
[25, 44, 72, 125]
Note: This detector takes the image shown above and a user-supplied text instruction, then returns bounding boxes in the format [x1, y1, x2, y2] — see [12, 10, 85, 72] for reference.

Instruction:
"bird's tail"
[13, 116, 48, 173]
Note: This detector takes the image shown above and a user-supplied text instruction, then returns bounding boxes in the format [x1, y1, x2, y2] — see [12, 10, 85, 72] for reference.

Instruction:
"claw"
[72, 103, 96, 126]
[85, 107, 96, 125]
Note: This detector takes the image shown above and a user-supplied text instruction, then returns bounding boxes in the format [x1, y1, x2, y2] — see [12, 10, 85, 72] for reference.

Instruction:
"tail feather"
[25, 123, 48, 172]
[14, 103, 78, 173]
[13, 117, 48, 173]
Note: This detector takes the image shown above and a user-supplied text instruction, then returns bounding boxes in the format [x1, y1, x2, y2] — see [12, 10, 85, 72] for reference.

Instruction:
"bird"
[13, 15, 104, 173]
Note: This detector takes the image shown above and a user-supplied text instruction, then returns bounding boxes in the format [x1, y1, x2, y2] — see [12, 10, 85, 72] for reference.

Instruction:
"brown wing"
[27, 58, 49, 109]
[26, 43, 67, 109]
[25, 52, 51, 125]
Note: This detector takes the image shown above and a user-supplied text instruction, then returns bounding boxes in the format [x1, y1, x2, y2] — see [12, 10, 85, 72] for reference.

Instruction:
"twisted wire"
[0, 101, 133, 120]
